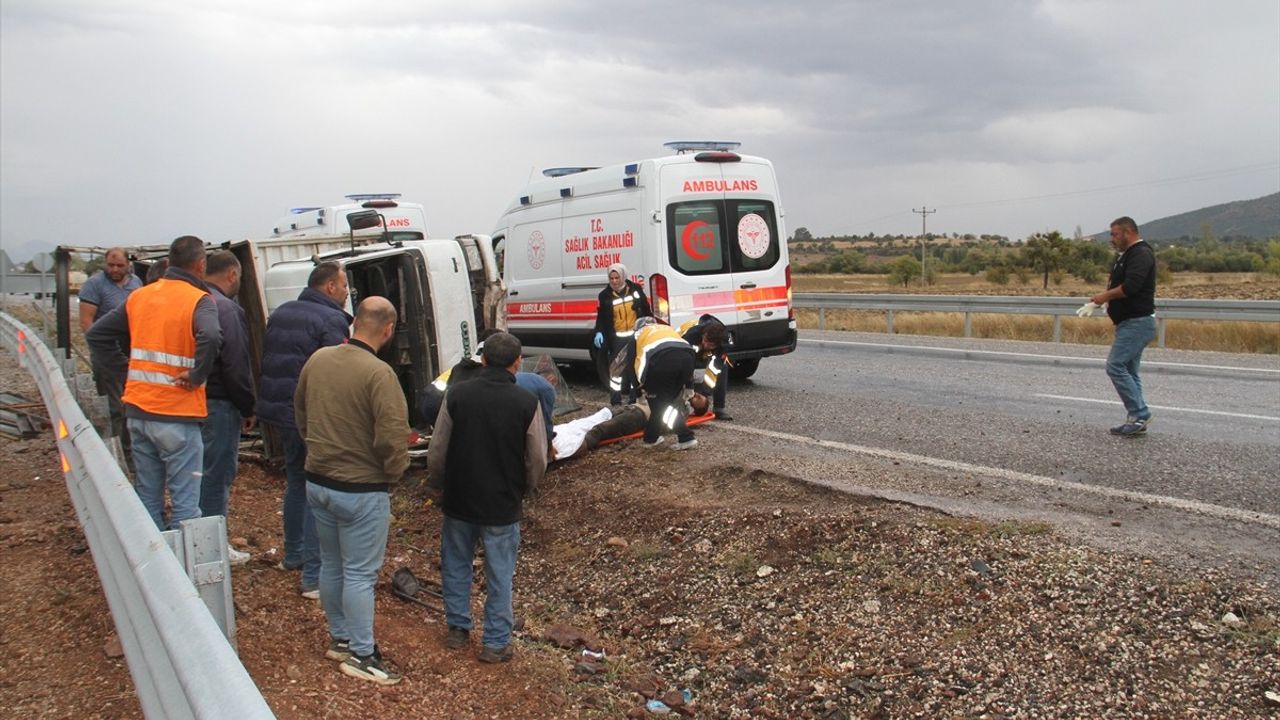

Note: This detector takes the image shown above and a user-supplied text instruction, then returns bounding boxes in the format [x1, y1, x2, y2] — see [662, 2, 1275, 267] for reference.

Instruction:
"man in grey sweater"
[295, 296, 409, 685]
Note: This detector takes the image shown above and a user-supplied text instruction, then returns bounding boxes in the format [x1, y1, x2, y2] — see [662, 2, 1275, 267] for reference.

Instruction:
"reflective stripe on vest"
[120, 278, 208, 418]
[703, 356, 723, 389]
[611, 289, 640, 334]
[633, 325, 689, 384]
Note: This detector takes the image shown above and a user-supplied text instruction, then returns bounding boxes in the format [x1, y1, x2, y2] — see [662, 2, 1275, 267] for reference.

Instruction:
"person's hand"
[1075, 301, 1101, 318]
[172, 371, 195, 390]
[1089, 292, 1109, 306]
[593, 331, 604, 349]
[241, 415, 256, 433]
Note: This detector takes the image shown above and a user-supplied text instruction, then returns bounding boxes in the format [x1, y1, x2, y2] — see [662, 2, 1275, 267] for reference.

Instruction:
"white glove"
[1075, 301, 1101, 318]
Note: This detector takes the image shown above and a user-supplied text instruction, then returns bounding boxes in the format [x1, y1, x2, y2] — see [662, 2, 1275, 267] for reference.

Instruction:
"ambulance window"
[728, 200, 779, 271]
[666, 201, 727, 275]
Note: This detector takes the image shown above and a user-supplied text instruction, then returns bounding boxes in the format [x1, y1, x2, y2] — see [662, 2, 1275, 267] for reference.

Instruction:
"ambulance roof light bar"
[542, 167, 598, 178]
[290, 206, 322, 214]
[664, 141, 741, 154]
[345, 193, 402, 202]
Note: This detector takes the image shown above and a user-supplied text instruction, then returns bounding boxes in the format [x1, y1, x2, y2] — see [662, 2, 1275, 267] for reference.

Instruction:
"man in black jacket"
[200, 251, 257, 564]
[426, 331, 547, 663]
[1090, 216, 1157, 436]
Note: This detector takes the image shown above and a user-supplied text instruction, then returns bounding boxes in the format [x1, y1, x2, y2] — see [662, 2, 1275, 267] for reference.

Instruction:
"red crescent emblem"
[682, 220, 714, 261]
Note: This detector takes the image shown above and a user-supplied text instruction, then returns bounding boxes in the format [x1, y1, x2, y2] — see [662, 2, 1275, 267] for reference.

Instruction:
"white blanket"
[552, 407, 613, 460]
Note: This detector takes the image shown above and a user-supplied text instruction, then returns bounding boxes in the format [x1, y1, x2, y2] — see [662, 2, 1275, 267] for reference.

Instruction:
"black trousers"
[641, 349, 695, 443]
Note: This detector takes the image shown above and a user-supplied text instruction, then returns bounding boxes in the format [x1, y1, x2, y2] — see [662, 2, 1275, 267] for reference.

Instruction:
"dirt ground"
[2, 350, 1279, 718]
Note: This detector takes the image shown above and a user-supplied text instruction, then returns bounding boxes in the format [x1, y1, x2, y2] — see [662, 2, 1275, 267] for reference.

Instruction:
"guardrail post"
[963, 312, 972, 338]
[1157, 316, 1166, 348]
[1052, 316, 1062, 343]
[818, 307, 826, 331]
[165, 517, 238, 647]
[886, 310, 894, 335]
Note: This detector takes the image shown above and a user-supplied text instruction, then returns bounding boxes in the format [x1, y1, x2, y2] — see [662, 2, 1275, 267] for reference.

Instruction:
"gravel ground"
[2, 331, 1278, 717]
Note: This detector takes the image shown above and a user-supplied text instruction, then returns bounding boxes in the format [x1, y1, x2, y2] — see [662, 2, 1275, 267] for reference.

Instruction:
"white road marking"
[1036, 393, 1280, 422]
[720, 423, 1280, 530]
[800, 337, 1280, 375]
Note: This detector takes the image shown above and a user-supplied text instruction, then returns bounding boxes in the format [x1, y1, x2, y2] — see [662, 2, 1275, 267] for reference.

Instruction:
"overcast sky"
[2, 0, 1277, 262]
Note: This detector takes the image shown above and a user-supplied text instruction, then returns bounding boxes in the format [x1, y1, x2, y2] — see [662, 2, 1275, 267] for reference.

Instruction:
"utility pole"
[912, 206, 935, 286]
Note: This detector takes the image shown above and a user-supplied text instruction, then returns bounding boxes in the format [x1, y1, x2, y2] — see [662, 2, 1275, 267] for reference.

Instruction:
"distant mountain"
[1093, 192, 1279, 242]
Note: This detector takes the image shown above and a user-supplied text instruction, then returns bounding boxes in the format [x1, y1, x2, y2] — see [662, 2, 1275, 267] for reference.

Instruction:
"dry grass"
[796, 309, 1280, 354]
[793, 272, 1280, 354]
[794, 271, 1280, 300]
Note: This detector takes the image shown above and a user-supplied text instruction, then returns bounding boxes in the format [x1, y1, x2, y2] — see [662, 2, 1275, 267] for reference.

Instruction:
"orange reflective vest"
[121, 278, 209, 418]
[632, 324, 691, 385]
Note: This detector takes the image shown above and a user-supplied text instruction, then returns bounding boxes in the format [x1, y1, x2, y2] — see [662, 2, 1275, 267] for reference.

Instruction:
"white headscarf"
[607, 262, 627, 280]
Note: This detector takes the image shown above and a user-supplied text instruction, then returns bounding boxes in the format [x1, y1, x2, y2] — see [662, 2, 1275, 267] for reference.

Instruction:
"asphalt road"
[563, 330, 1280, 580]
[737, 332, 1280, 514]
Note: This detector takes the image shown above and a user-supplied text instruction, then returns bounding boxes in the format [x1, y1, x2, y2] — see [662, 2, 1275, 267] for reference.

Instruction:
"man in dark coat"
[200, 251, 257, 565]
[427, 331, 547, 663]
[257, 261, 351, 597]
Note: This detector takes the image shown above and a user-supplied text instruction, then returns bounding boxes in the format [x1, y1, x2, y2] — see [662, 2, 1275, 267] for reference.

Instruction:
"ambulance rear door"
[658, 159, 736, 330]
[659, 155, 789, 360]
[719, 157, 790, 355]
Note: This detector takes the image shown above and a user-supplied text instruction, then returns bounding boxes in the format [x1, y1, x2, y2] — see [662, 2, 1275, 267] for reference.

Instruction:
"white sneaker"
[673, 438, 698, 451]
[642, 436, 665, 448]
[300, 588, 320, 600]
[227, 546, 251, 566]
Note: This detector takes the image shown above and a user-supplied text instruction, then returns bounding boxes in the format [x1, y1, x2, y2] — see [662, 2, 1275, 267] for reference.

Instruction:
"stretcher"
[597, 411, 715, 447]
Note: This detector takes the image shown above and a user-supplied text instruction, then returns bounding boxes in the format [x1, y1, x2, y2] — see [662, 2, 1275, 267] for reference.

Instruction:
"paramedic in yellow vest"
[679, 313, 733, 421]
[620, 317, 698, 450]
[592, 262, 651, 405]
[87, 236, 222, 530]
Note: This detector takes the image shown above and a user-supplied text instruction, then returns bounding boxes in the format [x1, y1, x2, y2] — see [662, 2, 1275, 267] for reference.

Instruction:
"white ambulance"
[270, 193, 428, 241]
[492, 141, 797, 383]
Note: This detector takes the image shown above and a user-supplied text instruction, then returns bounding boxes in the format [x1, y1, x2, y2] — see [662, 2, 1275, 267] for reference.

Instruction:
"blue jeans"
[199, 399, 240, 519]
[1107, 315, 1157, 421]
[306, 483, 390, 657]
[276, 424, 321, 589]
[440, 517, 520, 650]
[128, 418, 203, 530]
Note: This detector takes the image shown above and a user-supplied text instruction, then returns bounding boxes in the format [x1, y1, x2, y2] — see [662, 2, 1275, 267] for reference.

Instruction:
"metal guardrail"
[793, 293, 1280, 348]
[0, 311, 275, 720]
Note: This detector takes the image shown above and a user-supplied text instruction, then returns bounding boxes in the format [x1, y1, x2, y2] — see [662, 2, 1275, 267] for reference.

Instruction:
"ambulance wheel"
[728, 358, 759, 380]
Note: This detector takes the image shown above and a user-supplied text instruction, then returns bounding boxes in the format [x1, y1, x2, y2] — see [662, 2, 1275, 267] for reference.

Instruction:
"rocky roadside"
[2, 330, 1278, 718]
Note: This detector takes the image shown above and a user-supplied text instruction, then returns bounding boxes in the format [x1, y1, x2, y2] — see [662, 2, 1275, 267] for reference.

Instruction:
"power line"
[912, 206, 935, 285]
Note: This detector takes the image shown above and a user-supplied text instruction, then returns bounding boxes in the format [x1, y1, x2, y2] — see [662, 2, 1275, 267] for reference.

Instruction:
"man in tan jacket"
[295, 296, 408, 685]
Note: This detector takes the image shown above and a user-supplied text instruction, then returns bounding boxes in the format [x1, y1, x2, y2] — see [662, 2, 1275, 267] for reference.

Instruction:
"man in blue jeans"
[427, 331, 547, 663]
[296, 296, 409, 685]
[199, 251, 256, 565]
[257, 262, 351, 597]
[1091, 216, 1158, 436]
[86, 236, 222, 530]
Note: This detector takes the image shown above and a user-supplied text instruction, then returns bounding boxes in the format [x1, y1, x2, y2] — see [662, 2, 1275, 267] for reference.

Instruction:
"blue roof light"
[663, 141, 741, 154]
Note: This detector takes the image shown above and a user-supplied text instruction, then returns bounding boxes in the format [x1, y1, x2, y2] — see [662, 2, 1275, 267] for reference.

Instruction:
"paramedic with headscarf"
[592, 262, 651, 405]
